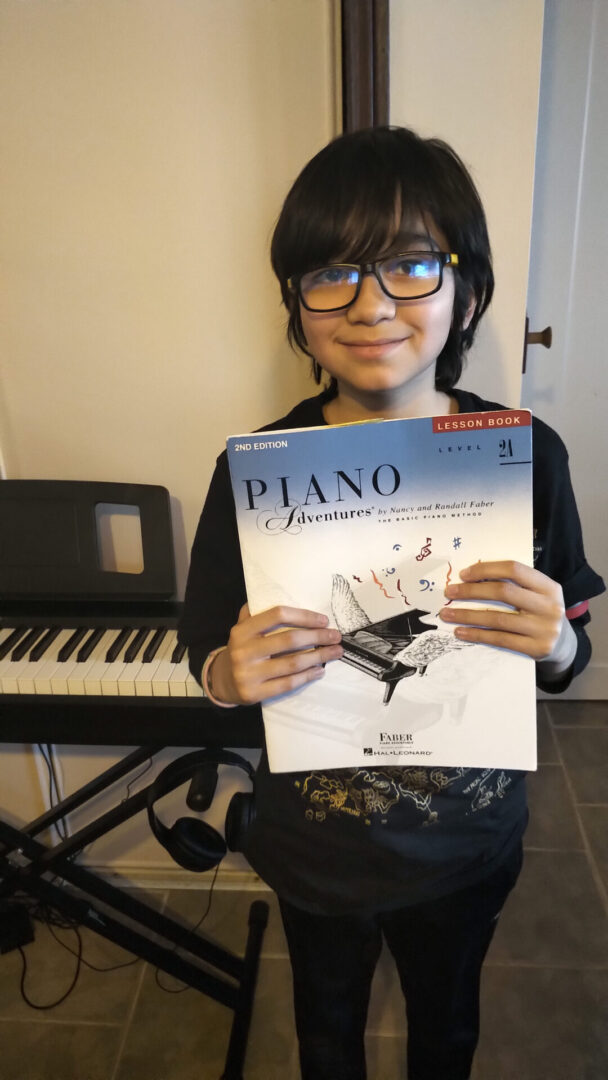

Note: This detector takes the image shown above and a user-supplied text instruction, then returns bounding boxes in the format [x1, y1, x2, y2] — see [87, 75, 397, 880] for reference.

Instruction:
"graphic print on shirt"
[296, 766, 470, 826]
[296, 765, 517, 826]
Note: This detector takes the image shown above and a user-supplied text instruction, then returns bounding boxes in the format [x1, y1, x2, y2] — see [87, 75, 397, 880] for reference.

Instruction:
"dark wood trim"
[341, 0, 389, 132]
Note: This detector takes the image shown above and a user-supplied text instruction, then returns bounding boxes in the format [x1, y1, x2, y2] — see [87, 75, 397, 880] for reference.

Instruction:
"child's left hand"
[440, 560, 576, 668]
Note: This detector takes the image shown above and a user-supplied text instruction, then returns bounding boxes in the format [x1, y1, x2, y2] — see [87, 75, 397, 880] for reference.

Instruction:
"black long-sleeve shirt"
[179, 388, 604, 914]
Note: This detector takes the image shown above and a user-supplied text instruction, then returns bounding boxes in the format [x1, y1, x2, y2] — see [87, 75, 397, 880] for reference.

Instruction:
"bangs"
[273, 131, 439, 279]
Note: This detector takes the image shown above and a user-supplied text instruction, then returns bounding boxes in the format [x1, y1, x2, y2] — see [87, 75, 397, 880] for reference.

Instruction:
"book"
[226, 409, 536, 773]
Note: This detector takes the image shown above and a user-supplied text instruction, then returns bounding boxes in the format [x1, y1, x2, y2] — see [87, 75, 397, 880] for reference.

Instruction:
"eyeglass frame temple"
[287, 252, 459, 310]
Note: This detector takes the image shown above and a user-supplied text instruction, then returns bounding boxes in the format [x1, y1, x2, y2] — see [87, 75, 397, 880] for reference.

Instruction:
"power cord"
[154, 862, 220, 993]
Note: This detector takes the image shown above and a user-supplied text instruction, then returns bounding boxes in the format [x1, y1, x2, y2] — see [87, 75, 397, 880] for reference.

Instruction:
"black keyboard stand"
[0, 745, 269, 1080]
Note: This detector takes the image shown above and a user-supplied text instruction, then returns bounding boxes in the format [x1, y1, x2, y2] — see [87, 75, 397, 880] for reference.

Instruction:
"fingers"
[439, 560, 566, 660]
[220, 604, 344, 706]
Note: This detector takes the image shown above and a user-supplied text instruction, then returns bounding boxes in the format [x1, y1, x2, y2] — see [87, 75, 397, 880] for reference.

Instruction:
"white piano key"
[167, 656, 192, 697]
[22, 628, 74, 693]
[134, 632, 175, 697]
[33, 629, 79, 694]
[0, 630, 43, 692]
[67, 630, 115, 695]
[51, 653, 82, 695]
[0, 630, 19, 682]
[1, 652, 35, 694]
[4, 631, 61, 694]
[82, 630, 120, 696]
[100, 630, 137, 695]
[151, 631, 181, 696]
[116, 629, 153, 696]
[186, 671, 204, 698]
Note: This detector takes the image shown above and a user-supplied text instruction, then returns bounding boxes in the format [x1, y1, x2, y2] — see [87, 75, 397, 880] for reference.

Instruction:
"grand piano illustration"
[331, 573, 466, 705]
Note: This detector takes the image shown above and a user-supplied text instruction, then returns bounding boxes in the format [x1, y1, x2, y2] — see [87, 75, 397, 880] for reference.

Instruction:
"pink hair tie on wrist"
[201, 646, 237, 708]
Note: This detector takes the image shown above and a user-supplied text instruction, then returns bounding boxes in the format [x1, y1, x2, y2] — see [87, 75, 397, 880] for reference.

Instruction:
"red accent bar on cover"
[566, 600, 589, 620]
[433, 410, 531, 433]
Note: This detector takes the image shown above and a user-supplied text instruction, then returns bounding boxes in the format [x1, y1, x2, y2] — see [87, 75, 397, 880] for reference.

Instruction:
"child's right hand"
[207, 604, 344, 706]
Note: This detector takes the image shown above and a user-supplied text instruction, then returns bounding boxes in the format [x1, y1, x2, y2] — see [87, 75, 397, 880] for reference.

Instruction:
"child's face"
[299, 220, 461, 410]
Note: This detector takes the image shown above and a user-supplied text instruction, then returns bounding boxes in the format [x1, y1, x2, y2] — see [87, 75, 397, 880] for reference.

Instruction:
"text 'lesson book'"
[227, 410, 536, 773]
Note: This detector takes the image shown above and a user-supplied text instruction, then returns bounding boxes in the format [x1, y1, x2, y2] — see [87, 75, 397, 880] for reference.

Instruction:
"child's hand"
[207, 604, 344, 706]
[440, 561, 577, 670]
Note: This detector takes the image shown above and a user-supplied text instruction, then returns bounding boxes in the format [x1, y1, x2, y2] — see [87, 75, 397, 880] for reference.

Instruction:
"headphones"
[146, 749, 256, 873]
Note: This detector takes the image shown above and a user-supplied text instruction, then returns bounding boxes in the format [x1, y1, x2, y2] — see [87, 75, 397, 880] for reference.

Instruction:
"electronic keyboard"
[0, 481, 262, 746]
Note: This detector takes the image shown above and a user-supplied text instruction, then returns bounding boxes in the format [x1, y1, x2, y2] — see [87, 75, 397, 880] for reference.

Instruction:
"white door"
[523, 0, 607, 698]
[389, 0, 545, 408]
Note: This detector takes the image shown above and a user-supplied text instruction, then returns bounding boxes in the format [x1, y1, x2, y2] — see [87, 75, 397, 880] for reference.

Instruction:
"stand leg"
[221, 899, 269, 1080]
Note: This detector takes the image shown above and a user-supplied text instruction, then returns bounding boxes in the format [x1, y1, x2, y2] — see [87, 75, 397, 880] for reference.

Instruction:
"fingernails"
[445, 585, 459, 598]
[440, 607, 456, 621]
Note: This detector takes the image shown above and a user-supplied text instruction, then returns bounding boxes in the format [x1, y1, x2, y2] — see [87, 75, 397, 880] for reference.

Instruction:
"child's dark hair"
[271, 126, 494, 392]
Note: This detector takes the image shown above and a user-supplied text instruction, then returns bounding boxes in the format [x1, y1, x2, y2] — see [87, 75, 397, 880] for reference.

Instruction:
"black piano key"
[142, 627, 167, 663]
[124, 628, 150, 663]
[171, 641, 187, 664]
[0, 628, 29, 660]
[57, 627, 89, 662]
[76, 627, 105, 662]
[105, 627, 133, 663]
[11, 627, 46, 661]
[30, 626, 61, 661]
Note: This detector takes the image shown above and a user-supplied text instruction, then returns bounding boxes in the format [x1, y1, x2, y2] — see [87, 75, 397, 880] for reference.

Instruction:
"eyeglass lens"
[299, 253, 443, 310]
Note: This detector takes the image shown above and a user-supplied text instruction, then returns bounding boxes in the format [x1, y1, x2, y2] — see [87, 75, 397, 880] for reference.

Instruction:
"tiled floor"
[0, 700, 606, 1080]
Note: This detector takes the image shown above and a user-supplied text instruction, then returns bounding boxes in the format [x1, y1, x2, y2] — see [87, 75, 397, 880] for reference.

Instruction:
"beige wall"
[0, 0, 338, 595]
[0, 0, 338, 876]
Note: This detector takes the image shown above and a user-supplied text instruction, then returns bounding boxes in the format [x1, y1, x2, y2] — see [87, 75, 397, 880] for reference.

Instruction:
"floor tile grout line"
[548, 710, 608, 918]
[483, 960, 608, 970]
[108, 889, 169, 1080]
[523, 845, 586, 853]
[0, 1016, 123, 1028]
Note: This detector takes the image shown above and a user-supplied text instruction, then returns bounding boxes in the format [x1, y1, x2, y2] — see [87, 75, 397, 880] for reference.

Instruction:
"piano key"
[166, 657, 204, 699]
[11, 627, 46, 662]
[135, 632, 175, 696]
[105, 627, 133, 663]
[81, 630, 121, 696]
[0, 628, 21, 660]
[186, 670, 204, 698]
[118, 631, 156, 696]
[76, 627, 105, 662]
[123, 628, 151, 664]
[171, 641, 187, 664]
[33, 629, 81, 694]
[167, 657, 190, 697]
[142, 627, 167, 663]
[5, 640, 61, 695]
[100, 631, 138, 695]
[151, 631, 181, 695]
[58, 627, 89, 662]
[30, 626, 61, 661]
[67, 631, 115, 695]
[51, 653, 83, 695]
[0, 634, 35, 690]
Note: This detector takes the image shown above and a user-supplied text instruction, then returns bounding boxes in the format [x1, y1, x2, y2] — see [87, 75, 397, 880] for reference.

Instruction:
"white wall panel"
[390, 0, 545, 408]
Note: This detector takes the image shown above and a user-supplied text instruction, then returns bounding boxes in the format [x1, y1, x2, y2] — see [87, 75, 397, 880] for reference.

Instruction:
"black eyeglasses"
[288, 251, 459, 312]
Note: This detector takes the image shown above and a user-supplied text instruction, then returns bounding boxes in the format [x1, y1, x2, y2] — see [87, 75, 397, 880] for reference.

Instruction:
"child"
[179, 127, 604, 1080]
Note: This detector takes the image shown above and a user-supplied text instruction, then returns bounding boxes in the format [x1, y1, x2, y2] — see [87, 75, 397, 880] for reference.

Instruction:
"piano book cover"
[226, 409, 536, 774]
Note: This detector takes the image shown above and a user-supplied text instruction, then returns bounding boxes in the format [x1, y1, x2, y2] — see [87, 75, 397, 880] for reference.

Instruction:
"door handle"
[522, 315, 552, 373]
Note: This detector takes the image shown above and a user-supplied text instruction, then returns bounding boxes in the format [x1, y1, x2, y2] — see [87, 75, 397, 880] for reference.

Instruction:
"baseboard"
[537, 661, 608, 701]
[84, 862, 269, 892]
